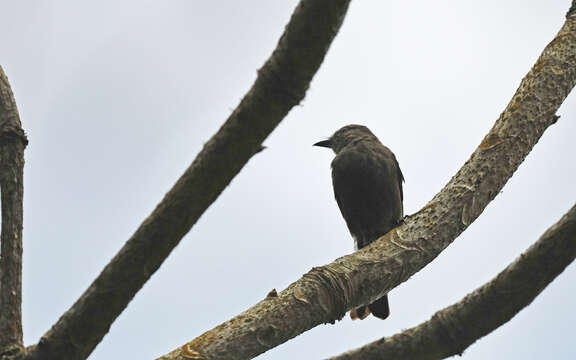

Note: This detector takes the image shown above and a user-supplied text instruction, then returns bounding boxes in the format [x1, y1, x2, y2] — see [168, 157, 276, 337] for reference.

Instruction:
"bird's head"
[313, 124, 378, 154]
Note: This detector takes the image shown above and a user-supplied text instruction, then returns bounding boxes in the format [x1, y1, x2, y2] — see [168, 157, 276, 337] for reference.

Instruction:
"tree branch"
[159, 8, 576, 360]
[568, 0, 576, 17]
[0, 66, 27, 358]
[25, 1, 351, 359]
[327, 204, 576, 360]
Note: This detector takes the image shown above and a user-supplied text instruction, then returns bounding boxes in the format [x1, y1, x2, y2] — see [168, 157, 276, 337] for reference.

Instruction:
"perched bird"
[314, 124, 404, 320]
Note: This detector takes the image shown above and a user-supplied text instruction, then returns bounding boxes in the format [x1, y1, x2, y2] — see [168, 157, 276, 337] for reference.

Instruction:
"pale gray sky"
[2, 1, 575, 359]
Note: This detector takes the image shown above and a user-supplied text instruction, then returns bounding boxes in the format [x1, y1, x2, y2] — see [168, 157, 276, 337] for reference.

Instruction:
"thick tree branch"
[160, 9, 576, 360]
[0, 66, 27, 358]
[328, 204, 576, 360]
[25, 1, 351, 360]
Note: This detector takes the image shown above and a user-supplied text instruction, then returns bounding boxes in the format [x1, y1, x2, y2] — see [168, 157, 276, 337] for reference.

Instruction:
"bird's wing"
[394, 157, 404, 202]
[331, 149, 403, 247]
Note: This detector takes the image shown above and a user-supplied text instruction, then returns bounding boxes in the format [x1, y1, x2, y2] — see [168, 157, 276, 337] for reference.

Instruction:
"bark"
[25, 1, 351, 359]
[159, 8, 576, 360]
[0, 66, 27, 358]
[328, 204, 576, 360]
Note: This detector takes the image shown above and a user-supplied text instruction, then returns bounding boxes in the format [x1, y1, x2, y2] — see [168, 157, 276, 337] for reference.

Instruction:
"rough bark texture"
[0, 66, 27, 358]
[24, 1, 351, 359]
[160, 9, 576, 360]
[328, 204, 576, 360]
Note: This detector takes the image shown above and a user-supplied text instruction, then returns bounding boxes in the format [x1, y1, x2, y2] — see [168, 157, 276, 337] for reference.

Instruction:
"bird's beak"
[313, 139, 332, 148]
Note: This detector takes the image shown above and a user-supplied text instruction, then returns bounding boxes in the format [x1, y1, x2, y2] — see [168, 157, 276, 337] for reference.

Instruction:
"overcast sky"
[2, 1, 575, 359]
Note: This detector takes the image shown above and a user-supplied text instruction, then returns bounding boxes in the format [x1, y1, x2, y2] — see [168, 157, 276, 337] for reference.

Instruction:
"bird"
[314, 124, 404, 320]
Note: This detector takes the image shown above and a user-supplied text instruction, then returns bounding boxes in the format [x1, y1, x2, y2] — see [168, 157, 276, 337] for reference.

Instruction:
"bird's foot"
[396, 215, 411, 226]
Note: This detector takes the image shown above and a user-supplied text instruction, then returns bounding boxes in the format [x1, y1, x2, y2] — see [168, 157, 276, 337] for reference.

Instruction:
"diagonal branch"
[0, 66, 28, 357]
[328, 204, 576, 360]
[25, 1, 352, 359]
[159, 8, 576, 360]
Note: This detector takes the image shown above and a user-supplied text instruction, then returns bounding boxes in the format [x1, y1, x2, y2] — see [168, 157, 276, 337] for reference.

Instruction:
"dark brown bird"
[314, 124, 404, 320]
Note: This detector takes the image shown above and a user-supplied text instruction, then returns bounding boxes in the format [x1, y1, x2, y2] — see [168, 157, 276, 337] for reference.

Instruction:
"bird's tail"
[350, 295, 390, 320]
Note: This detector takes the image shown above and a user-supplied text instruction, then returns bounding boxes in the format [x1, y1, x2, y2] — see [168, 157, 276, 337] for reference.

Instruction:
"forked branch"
[160, 7, 576, 360]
